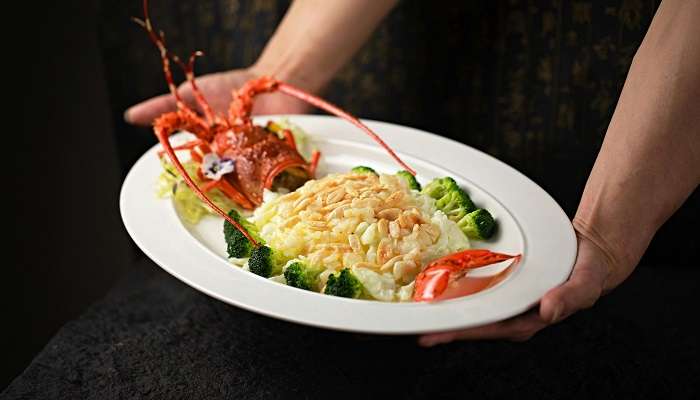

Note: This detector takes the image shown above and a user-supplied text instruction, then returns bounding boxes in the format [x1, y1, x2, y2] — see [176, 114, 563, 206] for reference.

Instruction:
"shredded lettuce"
[274, 118, 313, 159]
[156, 158, 238, 224]
[352, 267, 397, 302]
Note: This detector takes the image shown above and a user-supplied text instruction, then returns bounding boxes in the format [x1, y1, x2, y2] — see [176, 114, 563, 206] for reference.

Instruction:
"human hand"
[418, 225, 632, 346]
[124, 66, 313, 126]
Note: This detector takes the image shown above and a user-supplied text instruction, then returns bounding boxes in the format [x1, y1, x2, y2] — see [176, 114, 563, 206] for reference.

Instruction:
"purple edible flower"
[201, 153, 235, 180]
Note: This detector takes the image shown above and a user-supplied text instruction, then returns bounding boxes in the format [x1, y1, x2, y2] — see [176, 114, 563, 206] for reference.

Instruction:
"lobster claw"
[413, 249, 521, 302]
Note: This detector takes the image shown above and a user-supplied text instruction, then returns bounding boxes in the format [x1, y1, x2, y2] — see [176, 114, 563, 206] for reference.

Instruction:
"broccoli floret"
[422, 177, 497, 238]
[324, 268, 365, 298]
[422, 177, 476, 221]
[457, 208, 496, 240]
[223, 209, 263, 258]
[248, 245, 287, 278]
[351, 166, 378, 175]
[284, 261, 323, 291]
[396, 170, 421, 191]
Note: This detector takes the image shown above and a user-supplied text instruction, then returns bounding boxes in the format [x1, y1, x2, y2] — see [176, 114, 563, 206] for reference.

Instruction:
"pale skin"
[126, 0, 700, 345]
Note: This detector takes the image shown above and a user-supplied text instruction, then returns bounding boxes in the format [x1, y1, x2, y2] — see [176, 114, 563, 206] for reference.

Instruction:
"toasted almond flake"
[327, 204, 349, 220]
[377, 238, 393, 265]
[343, 252, 363, 267]
[306, 220, 326, 228]
[377, 208, 400, 220]
[366, 245, 377, 264]
[354, 221, 370, 236]
[345, 174, 371, 180]
[397, 213, 411, 229]
[393, 260, 418, 282]
[389, 220, 401, 238]
[293, 197, 312, 213]
[360, 223, 378, 245]
[326, 187, 346, 204]
[354, 261, 380, 270]
[377, 219, 389, 237]
[308, 249, 330, 264]
[344, 207, 374, 220]
[400, 211, 422, 229]
[313, 243, 351, 251]
[403, 248, 421, 262]
[282, 215, 300, 228]
[323, 254, 341, 269]
[415, 227, 433, 246]
[422, 223, 440, 241]
[385, 191, 404, 206]
[284, 191, 301, 201]
[380, 255, 403, 272]
[303, 211, 323, 221]
[293, 192, 311, 206]
[321, 199, 351, 212]
[348, 234, 362, 253]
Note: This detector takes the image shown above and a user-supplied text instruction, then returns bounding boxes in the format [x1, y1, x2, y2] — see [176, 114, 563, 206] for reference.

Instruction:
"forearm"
[574, 0, 700, 287]
[251, 0, 398, 93]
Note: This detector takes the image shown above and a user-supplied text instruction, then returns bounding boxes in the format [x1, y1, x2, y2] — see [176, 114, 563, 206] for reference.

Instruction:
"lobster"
[137, 0, 521, 301]
[135, 0, 413, 243]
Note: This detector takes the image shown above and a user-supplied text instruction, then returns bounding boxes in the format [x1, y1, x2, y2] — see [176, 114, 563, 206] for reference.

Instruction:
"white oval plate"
[120, 115, 576, 334]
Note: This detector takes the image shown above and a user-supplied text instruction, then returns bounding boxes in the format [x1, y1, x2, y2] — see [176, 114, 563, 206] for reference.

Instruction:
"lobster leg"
[157, 139, 203, 158]
[214, 179, 255, 210]
[154, 111, 259, 245]
[282, 129, 297, 150]
[309, 150, 321, 177]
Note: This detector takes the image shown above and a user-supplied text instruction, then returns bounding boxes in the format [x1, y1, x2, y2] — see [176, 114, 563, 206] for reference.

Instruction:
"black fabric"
[5, 258, 698, 399]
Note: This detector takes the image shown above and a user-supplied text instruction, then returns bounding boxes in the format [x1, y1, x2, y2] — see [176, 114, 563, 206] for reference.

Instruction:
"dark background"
[6, 0, 697, 390]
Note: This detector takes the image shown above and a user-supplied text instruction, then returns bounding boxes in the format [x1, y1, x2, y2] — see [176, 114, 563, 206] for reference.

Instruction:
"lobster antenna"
[227, 77, 416, 175]
[172, 51, 218, 126]
[277, 83, 416, 175]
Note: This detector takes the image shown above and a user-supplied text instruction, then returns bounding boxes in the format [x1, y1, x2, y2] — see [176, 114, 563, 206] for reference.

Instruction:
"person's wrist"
[237, 64, 314, 114]
[250, 46, 329, 96]
[572, 211, 650, 292]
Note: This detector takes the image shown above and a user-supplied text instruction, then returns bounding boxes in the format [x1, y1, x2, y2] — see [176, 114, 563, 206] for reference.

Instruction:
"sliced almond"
[292, 197, 312, 213]
[348, 234, 362, 253]
[389, 220, 401, 238]
[377, 238, 393, 265]
[377, 208, 401, 220]
[326, 187, 346, 204]
[327, 204, 349, 220]
[422, 223, 440, 241]
[393, 260, 418, 283]
[380, 254, 403, 272]
[415, 227, 433, 246]
[306, 220, 327, 229]
[282, 215, 300, 228]
[377, 219, 389, 238]
[385, 191, 404, 206]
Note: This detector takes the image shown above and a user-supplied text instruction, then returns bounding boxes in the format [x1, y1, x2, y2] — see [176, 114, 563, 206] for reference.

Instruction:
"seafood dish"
[138, 0, 520, 303]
